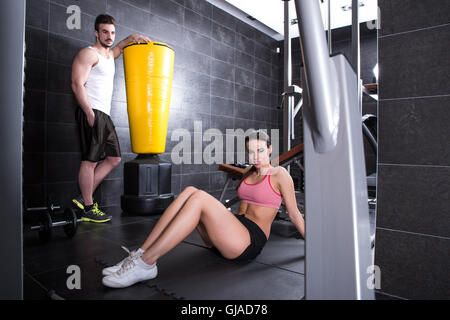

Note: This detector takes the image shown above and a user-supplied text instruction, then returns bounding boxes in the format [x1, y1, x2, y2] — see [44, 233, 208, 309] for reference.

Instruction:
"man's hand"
[112, 34, 152, 59]
[127, 33, 151, 44]
[86, 109, 95, 127]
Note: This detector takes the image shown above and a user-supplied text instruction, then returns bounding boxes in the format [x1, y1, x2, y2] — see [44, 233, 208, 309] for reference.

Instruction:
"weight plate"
[63, 208, 78, 238]
[38, 211, 52, 243]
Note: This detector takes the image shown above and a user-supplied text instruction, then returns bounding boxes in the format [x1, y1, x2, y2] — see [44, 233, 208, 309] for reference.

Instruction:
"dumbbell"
[27, 206, 82, 243]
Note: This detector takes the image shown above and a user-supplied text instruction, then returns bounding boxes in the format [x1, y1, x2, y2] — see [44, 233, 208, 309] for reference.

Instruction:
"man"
[71, 14, 150, 222]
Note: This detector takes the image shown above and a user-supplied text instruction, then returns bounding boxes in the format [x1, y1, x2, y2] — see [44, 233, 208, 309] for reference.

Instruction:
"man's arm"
[71, 48, 97, 127]
[111, 33, 152, 59]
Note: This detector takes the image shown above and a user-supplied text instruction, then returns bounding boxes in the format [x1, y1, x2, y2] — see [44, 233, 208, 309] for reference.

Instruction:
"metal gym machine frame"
[284, 0, 375, 299]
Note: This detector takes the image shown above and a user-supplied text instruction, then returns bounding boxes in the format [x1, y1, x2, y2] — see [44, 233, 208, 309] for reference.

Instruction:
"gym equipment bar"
[293, 0, 374, 300]
[282, 0, 293, 155]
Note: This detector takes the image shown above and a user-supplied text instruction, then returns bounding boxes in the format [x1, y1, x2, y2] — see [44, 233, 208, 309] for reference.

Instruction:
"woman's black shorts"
[210, 214, 268, 262]
[76, 108, 121, 162]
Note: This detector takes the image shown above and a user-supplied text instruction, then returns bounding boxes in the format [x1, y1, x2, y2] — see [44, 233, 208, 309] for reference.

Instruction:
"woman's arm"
[237, 201, 248, 215]
[277, 167, 305, 239]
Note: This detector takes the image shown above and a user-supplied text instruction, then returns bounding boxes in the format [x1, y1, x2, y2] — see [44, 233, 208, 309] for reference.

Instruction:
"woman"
[102, 130, 305, 288]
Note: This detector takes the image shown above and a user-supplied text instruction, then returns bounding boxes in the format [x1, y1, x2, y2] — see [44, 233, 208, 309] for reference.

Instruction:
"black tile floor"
[23, 189, 378, 300]
[23, 191, 306, 300]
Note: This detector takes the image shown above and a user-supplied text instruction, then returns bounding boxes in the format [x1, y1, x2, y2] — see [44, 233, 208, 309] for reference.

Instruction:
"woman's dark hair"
[95, 14, 115, 32]
[244, 130, 271, 150]
[236, 130, 271, 190]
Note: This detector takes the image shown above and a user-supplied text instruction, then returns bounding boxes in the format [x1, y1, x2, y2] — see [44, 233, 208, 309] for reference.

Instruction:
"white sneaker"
[102, 257, 158, 288]
[102, 246, 143, 276]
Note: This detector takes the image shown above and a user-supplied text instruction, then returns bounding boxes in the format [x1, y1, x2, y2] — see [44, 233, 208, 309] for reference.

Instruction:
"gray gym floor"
[23, 190, 306, 300]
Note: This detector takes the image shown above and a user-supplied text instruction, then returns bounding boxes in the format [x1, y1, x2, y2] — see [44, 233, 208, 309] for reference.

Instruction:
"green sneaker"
[72, 195, 98, 211]
[82, 203, 112, 223]
[72, 195, 86, 210]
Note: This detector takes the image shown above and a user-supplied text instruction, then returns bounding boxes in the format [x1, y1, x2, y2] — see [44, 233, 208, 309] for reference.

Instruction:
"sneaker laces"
[92, 203, 105, 216]
[116, 255, 137, 276]
[121, 245, 132, 256]
[114, 246, 140, 267]
[121, 245, 141, 259]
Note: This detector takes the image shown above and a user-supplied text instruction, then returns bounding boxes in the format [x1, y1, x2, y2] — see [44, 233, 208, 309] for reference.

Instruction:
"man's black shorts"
[76, 107, 121, 162]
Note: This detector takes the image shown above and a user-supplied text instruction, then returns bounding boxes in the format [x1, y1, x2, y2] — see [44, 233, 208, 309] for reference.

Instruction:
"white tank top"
[84, 46, 115, 115]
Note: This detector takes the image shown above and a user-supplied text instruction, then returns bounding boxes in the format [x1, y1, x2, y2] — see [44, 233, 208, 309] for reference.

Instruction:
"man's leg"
[77, 110, 122, 223]
[92, 156, 121, 191]
[78, 160, 97, 206]
[76, 157, 121, 205]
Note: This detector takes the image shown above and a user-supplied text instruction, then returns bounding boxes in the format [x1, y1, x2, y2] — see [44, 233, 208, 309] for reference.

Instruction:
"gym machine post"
[292, 0, 375, 299]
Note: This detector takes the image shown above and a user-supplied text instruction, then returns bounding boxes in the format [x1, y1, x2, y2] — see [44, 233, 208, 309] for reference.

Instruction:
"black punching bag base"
[121, 194, 173, 215]
[121, 154, 174, 216]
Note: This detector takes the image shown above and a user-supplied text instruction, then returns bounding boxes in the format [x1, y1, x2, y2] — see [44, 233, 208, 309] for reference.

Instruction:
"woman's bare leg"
[197, 221, 213, 248]
[139, 186, 198, 251]
[140, 190, 250, 265]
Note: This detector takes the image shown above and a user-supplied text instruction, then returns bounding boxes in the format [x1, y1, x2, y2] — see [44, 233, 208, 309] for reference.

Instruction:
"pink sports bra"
[237, 167, 282, 209]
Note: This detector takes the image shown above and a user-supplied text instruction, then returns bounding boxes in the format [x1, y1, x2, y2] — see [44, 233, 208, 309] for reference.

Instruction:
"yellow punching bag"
[123, 41, 174, 154]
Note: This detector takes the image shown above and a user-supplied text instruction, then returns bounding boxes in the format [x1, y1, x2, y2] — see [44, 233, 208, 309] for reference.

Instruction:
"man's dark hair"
[95, 14, 115, 32]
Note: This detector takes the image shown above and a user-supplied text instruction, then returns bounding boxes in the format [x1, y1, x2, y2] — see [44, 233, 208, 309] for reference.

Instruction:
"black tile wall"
[185, 0, 212, 18]
[379, 24, 450, 99]
[24, 59, 47, 92]
[183, 29, 211, 56]
[23, 0, 282, 211]
[211, 39, 234, 65]
[184, 8, 211, 37]
[378, 96, 450, 166]
[24, 90, 46, 123]
[52, 0, 108, 16]
[125, 0, 150, 11]
[151, 0, 183, 25]
[25, 27, 48, 60]
[377, 165, 450, 238]
[376, 0, 450, 300]
[23, 122, 45, 153]
[46, 124, 80, 153]
[378, 0, 450, 37]
[47, 63, 73, 94]
[46, 93, 78, 124]
[49, 3, 96, 43]
[26, 0, 49, 30]
[374, 229, 450, 300]
[23, 153, 46, 185]
[46, 153, 81, 183]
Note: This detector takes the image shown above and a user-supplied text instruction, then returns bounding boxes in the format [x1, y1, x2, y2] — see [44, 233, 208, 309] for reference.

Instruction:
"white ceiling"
[207, 0, 378, 40]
